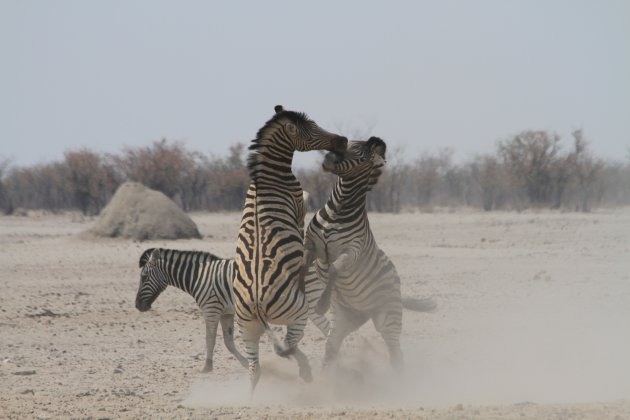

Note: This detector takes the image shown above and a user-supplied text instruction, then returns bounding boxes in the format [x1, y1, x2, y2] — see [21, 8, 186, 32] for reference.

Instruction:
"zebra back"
[135, 248, 234, 314]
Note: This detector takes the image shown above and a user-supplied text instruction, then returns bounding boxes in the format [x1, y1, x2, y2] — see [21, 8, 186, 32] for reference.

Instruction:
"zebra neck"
[160, 250, 204, 293]
[247, 132, 296, 182]
[326, 177, 370, 217]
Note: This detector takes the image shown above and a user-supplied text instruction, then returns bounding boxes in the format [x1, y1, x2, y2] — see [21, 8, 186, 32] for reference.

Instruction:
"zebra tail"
[401, 296, 437, 312]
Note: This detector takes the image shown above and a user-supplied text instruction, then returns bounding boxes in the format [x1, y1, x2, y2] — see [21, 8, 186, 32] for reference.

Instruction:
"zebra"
[234, 105, 347, 393]
[299, 136, 436, 372]
[135, 247, 331, 373]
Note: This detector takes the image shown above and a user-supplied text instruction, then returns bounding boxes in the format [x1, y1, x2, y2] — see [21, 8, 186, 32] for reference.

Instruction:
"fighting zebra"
[300, 137, 435, 371]
[234, 105, 347, 392]
[135, 247, 331, 373]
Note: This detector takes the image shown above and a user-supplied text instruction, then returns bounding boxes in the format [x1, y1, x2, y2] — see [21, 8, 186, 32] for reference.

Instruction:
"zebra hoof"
[273, 343, 294, 358]
[201, 363, 213, 373]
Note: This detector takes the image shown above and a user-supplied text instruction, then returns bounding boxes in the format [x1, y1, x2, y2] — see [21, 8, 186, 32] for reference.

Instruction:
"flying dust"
[183, 286, 630, 409]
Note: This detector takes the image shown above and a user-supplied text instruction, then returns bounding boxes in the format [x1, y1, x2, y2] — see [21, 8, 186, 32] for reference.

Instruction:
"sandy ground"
[1, 209, 629, 419]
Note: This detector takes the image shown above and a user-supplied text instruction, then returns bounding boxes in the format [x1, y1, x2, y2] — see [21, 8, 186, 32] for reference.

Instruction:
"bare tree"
[0, 158, 12, 214]
[201, 143, 249, 211]
[63, 149, 120, 215]
[369, 145, 408, 213]
[470, 154, 506, 211]
[498, 130, 562, 206]
[412, 148, 453, 208]
[111, 139, 196, 202]
[566, 130, 604, 211]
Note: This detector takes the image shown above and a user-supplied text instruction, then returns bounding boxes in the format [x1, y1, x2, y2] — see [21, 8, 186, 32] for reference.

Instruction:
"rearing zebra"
[234, 105, 347, 392]
[301, 137, 435, 371]
[135, 247, 331, 373]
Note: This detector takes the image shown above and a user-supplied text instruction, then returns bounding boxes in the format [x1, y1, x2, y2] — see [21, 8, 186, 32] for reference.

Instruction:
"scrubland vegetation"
[1, 130, 628, 215]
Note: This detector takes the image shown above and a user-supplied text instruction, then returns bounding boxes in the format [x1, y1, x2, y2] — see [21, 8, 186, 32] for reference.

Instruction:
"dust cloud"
[183, 286, 630, 409]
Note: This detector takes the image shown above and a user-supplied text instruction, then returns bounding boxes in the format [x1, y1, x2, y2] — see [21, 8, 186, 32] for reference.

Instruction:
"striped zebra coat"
[302, 137, 433, 371]
[234, 105, 347, 392]
[135, 248, 331, 373]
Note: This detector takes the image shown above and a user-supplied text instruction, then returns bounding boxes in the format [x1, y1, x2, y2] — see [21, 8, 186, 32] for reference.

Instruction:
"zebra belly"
[322, 274, 400, 313]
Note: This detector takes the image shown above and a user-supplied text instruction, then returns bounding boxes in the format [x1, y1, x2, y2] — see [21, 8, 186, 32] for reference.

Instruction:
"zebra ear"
[367, 136, 387, 160]
[274, 105, 284, 114]
[139, 248, 155, 268]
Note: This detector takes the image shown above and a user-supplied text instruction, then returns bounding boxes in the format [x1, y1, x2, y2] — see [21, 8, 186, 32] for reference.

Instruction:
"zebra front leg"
[202, 317, 220, 373]
[297, 239, 316, 294]
[316, 250, 356, 315]
[304, 267, 331, 336]
[220, 314, 248, 369]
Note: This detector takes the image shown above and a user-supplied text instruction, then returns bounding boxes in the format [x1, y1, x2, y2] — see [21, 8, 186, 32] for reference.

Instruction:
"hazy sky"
[1, 0, 629, 167]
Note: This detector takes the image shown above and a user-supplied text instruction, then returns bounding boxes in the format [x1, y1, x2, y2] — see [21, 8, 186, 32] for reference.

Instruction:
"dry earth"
[1, 209, 629, 419]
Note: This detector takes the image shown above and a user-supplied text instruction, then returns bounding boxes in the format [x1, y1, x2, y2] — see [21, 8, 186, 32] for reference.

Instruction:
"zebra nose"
[332, 136, 348, 152]
[135, 300, 150, 312]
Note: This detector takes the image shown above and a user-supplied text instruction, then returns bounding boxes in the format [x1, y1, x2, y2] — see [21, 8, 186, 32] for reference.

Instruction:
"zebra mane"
[247, 108, 310, 177]
[139, 248, 222, 268]
[139, 248, 155, 268]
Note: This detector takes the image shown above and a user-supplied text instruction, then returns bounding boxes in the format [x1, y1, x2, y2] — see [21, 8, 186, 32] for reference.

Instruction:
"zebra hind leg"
[241, 323, 265, 395]
[284, 322, 312, 382]
[373, 308, 404, 373]
[323, 304, 369, 368]
[292, 347, 313, 382]
[202, 316, 220, 373]
[220, 314, 248, 369]
[308, 311, 331, 338]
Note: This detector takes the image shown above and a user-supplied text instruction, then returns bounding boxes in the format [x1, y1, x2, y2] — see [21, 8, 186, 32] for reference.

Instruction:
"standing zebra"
[135, 247, 331, 373]
[300, 137, 435, 371]
[234, 105, 347, 392]
[136, 248, 247, 372]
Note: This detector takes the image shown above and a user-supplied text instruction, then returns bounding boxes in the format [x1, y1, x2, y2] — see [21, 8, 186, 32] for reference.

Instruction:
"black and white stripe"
[135, 247, 331, 373]
[302, 137, 434, 371]
[234, 105, 346, 392]
[135, 248, 246, 372]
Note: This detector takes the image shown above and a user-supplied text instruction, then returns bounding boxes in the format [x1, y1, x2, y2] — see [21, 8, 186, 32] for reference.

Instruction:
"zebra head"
[269, 105, 348, 153]
[322, 136, 387, 186]
[135, 248, 168, 312]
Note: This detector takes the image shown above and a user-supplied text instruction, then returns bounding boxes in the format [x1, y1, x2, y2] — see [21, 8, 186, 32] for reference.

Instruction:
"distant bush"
[1, 131, 628, 215]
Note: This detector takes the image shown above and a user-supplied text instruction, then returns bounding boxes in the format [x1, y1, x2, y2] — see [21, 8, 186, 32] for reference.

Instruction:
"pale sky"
[1, 0, 629, 167]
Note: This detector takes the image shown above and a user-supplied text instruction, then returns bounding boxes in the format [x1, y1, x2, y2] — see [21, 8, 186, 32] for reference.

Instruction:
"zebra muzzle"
[330, 136, 348, 153]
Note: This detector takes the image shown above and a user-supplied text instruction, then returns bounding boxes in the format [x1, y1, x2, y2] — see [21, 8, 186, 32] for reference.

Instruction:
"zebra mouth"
[135, 300, 152, 312]
[330, 136, 348, 153]
[322, 151, 344, 172]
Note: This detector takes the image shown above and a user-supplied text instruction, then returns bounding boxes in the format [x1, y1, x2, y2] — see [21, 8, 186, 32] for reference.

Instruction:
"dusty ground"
[1, 209, 629, 419]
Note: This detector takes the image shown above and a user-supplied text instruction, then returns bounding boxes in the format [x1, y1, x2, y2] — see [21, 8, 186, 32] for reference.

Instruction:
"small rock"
[13, 370, 37, 376]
